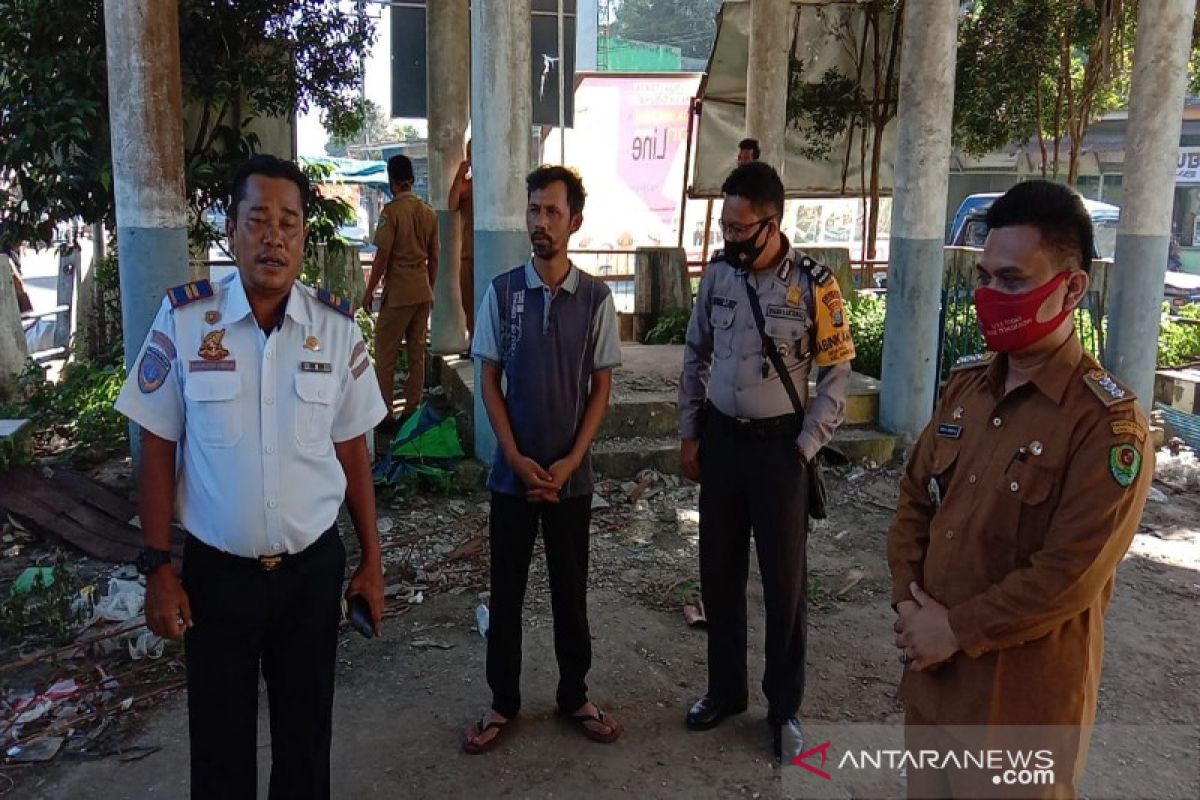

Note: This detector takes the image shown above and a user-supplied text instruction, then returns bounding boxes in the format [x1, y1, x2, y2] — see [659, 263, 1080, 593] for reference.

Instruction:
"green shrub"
[645, 308, 692, 345]
[846, 291, 886, 379]
[1159, 303, 1200, 367]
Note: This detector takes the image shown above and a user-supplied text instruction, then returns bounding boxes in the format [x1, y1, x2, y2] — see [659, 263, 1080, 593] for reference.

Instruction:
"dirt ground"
[4, 463, 1199, 799]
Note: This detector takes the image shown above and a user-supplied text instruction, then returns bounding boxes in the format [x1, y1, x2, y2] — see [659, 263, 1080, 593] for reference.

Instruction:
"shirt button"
[992, 417, 1002, 427]
[318, 389, 327, 399]
[968, 474, 977, 484]
[1010, 481, 1020, 492]
[267, 499, 278, 509]
[265, 396, 274, 405]
[265, 445, 275, 455]
[273, 543, 284, 552]
[946, 529, 954, 540]
[265, 349, 273, 359]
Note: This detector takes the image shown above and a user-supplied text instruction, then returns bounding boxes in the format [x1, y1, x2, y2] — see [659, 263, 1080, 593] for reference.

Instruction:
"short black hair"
[229, 155, 311, 221]
[985, 180, 1095, 273]
[738, 138, 761, 160]
[387, 155, 415, 186]
[526, 164, 586, 216]
[722, 161, 784, 219]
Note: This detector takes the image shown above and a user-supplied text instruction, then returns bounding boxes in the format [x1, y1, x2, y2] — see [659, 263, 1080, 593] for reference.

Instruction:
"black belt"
[185, 524, 339, 573]
[705, 402, 801, 440]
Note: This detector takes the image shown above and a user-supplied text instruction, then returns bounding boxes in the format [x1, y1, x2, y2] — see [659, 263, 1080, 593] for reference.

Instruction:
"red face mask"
[974, 271, 1074, 353]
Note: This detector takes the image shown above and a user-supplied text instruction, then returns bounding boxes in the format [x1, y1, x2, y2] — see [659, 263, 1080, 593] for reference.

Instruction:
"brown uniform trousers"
[373, 192, 438, 415]
[888, 333, 1153, 799]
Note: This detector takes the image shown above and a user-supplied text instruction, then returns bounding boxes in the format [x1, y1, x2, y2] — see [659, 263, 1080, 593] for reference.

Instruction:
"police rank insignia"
[198, 329, 230, 361]
[304, 335, 321, 351]
[1110, 443, 1141, 487]
[138, 347, 171, 393]
[205, 310, 221, 325]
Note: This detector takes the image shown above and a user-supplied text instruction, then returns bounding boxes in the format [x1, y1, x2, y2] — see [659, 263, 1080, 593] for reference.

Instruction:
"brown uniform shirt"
[888, 333, 1153, 728]
[374, 192, 439, 307]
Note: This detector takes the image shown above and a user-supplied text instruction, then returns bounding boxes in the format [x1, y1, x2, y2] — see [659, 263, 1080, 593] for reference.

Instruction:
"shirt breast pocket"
[763, 317, 809, 359]
[184, 374, 243, 448]
[998, 459, 1056, 564]
[295, 372, 338, 453]
[710, 304, 736, 358]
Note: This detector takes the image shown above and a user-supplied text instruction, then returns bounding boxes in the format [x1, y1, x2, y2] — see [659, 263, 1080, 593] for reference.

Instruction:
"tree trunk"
[0, 254, 30, 400]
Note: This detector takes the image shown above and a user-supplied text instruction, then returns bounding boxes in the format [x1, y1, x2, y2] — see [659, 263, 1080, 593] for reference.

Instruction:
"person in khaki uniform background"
[888, 181, 1153, 798]
[362, 155, 438, 422]
[449, 139, 475, 338]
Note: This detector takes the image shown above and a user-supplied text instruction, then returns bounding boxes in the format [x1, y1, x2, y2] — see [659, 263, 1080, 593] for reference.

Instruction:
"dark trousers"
[486, 491, 593, 718]
[182, 526, 345, 800]
[698, 410, 810, 722]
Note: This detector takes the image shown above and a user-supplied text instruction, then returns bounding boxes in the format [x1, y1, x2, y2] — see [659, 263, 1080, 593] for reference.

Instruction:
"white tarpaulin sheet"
[693, 0, 898, 198]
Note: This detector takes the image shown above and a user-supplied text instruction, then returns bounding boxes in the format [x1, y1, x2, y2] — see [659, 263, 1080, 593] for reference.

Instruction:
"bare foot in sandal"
[462, 710, 513, 754]
[564, 701, 622, 743]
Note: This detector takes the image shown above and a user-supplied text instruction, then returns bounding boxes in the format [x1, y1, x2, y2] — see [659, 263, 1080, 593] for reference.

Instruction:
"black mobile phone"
[346, 594, 375, 639]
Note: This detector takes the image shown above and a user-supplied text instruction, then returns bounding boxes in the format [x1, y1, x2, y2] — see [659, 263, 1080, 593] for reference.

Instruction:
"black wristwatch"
[135, 547, 171, 576]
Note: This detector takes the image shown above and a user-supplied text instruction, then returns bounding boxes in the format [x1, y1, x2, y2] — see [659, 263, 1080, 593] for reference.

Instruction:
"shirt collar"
[986, 331, 1084, 404]
[524, 260, 580, 294]
[221, 272, 309, 328]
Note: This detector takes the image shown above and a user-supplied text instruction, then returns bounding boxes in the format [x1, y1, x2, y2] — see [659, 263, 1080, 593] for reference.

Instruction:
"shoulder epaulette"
[316, 289, 354, 318]
[798, 254, 834, 287]
[166, 279, 213, 309]
[1083, 367, 1136, 408]
[950, 352, 994, 372]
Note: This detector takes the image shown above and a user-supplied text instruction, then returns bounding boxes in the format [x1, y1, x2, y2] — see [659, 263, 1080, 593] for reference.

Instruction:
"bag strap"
[742, 273, 806, 426]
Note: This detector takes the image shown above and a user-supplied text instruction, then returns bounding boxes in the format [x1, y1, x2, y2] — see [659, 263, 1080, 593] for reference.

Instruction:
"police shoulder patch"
[951, 352, 994, 372]
[1109, 443, 1142, 487]
[316, 289, 354, 318]
[166, 279, 214, 309]
[1083, 368, 1136, 408]
[798, 254, 834, 287]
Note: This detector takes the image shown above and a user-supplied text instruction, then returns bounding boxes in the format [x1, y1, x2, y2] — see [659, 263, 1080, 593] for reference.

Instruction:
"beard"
[530, 234, 558, 259]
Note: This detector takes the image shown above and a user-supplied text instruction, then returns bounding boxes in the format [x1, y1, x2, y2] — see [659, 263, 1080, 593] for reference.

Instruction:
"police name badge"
[300, 361, 333, 374]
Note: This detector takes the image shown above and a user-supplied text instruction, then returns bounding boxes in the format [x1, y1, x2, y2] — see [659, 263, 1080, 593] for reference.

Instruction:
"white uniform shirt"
[115, 273, 387, 558]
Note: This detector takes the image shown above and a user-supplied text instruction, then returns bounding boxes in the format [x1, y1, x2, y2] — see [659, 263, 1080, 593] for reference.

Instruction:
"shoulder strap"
[743, 274, 806, 425]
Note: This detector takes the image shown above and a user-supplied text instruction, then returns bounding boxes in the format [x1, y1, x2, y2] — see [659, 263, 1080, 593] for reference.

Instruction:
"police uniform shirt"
[115, 273, 387, 558]
[678, 246, 852, 461]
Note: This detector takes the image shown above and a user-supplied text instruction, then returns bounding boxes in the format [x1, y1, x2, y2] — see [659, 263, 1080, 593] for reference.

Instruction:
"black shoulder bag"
[742, 275, 829, 519]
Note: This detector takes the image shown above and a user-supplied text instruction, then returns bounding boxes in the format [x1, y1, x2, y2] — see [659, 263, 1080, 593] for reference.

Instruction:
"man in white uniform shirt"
[115, 155, 387, 800]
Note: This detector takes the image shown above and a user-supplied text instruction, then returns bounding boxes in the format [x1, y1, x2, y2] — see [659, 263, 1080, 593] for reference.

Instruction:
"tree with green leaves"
[609, 0, 723, 61]
[325, 100, 421, 158]
[0, 0, 375, 250]
[954, 0, 1139, 185]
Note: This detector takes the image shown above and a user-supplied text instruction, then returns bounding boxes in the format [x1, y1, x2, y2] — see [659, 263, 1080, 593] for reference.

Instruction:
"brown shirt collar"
[985, 332, 1085, 405]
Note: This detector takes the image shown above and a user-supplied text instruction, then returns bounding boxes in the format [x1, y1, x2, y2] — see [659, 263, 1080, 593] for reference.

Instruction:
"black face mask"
[723, 219, 773, 270]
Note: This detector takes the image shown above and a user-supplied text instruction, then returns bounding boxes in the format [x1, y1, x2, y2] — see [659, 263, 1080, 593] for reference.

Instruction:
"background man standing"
[737, 137, 760, 166]
[116, 155, 387, 799]
[888, 181, 1153, 797]
[678, 161, 853, 761]
[449, 139, 475, 338]
[362, 154, 439, 423]
[462, 165, 623, 754]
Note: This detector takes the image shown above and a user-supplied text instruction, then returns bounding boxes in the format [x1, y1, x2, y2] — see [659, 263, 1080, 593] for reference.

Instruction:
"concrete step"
[592, 427, 899, 480]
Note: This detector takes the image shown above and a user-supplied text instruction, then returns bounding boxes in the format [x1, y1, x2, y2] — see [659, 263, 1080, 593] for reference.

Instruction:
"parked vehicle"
[948, 192, 1120, 259]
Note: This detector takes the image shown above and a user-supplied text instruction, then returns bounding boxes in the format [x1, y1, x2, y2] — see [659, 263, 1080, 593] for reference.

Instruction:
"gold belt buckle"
[258, 554, 284, 571]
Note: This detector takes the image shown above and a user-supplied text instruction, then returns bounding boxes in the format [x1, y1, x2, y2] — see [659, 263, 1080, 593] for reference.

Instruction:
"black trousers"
[486, 491, 593, 718]
[182, 526, 345, 800]
[698, 410, 810, 722]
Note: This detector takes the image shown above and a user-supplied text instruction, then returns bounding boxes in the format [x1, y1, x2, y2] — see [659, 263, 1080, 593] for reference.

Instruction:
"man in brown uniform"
[888, 181, 1153, 798]
[362, 155, 439, 420]
[449, 139, 474, 337]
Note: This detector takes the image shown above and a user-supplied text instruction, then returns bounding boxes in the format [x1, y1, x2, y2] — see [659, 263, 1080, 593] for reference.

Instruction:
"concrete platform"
[436, 344, 897, 478]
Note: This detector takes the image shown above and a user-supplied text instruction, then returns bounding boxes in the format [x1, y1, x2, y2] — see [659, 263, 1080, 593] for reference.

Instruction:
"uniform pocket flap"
[184, 374, 240, 402]
[295, 372, 337, 405]
[1002, 461, 1054, 505]
[710, 305, 735, 329]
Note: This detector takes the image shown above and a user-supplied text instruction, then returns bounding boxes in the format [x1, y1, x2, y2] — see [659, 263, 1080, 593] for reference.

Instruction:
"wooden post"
[633, 247, 692, 342]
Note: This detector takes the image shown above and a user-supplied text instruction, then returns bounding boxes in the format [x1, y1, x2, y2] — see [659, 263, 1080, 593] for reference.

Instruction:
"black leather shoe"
[686, 696, 748, 731]
[772, 716, 805, 761]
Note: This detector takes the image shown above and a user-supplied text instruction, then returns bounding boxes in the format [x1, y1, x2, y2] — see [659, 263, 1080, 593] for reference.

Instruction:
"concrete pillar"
[745, 0, 791, 170]
[878, 0, 958, 440]
[1106, 0, 1196, 402]
[577, 0, 599, 71]
[104, 0, 190, 388]
[472, 0, 532, 461]
[427, 0, 470, 356]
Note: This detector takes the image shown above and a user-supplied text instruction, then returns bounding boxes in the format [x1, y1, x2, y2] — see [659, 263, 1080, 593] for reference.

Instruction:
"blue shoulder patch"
[317, 289, 354, 318]
[166, 279, 214, 309]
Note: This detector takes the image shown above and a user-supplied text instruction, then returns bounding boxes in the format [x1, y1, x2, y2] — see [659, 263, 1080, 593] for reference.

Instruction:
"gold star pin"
[304, 335, 321, 351]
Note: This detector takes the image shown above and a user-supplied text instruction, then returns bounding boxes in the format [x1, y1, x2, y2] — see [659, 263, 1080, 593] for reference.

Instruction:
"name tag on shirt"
[766, 305, 805, 322]
[189, 360, 237, 372]
[936, 423, 962, 439]
[300, 361, 333, 374]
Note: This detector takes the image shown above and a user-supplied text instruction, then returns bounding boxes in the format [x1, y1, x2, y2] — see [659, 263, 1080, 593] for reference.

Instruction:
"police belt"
[705, 402, 802, 440]
[185, 524, 339, 573]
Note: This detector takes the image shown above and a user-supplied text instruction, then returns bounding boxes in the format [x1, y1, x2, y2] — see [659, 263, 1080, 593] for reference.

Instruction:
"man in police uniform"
[362, 154, 439, 422]
[679, 161, 854, 760]
[888, 181, 1153, 797]
[116, 155, 387, 799]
